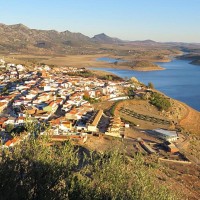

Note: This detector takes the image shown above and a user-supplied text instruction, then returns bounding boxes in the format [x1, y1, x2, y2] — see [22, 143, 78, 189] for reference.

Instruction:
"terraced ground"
[119, 107, 171, 125]
[113, 100, 173, 130]
[113, 99, 200, 135]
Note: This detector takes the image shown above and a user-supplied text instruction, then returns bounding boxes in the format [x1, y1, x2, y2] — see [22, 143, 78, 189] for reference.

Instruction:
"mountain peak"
[97, 33, 107, 36]
[92, 33, 122, 44]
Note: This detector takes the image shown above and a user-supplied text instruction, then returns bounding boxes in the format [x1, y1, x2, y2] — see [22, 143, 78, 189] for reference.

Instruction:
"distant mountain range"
[0, 23, 199, 54]
[0, 23, 94, 53]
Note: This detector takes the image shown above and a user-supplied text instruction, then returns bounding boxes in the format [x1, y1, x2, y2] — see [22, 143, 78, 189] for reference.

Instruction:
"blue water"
[91, 59, 200, 111]
[96, 57, 126, 63]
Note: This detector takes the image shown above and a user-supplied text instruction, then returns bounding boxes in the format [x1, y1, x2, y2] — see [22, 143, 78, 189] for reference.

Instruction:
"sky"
[0, 0, 200, 43]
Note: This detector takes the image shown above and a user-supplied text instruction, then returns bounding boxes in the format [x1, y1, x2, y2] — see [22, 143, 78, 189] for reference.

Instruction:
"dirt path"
[179, 103, 200, 134]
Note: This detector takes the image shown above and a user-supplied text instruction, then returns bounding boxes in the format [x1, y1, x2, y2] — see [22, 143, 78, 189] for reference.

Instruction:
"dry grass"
[179, 106, 200, 134]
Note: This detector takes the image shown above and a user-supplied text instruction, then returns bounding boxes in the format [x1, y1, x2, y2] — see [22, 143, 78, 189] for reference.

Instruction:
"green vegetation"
[110, 100, 122, 116]
[67, 70, 94, 78]
[0, 137, 178, 200]
[0, 85, 9, 95]
[5, 124, 14, 133]
[67, 70, 122, 81]
[148, 82, 154, 89]
[102, 74, 113, 81]
[83, 95, 100, 104]
[127, 87, 135, 99]
[150, 92, 171, 111]
[24, 117, 48, 137]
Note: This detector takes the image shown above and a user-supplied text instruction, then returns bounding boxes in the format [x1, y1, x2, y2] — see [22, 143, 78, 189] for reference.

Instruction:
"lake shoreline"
[88, 58, 200, 112]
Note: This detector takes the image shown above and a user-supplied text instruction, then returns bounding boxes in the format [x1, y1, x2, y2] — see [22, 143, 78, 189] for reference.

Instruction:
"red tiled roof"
[0, 117, 8, 122]
[5, 140, 12, 147]
[49, 101, 55, 107]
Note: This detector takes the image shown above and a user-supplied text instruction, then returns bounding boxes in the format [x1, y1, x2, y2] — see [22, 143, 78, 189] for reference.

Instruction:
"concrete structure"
[87, 110, 103, 132]
[147, 129, 178, 142]
[105, 116, 123, 138]
[167, 143, 179, 153]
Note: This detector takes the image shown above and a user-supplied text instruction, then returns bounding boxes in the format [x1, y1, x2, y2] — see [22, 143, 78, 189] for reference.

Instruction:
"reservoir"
[92, 58, 200, 111]
[97, 57, 126, 63]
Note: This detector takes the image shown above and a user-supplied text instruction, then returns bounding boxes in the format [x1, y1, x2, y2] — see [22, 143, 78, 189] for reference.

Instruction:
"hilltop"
[0, 23, 93, 54]
[92, 33, 123, 44]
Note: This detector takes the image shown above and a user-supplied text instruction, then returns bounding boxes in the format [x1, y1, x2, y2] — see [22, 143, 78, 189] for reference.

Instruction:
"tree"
[0, 140, 178, 200]
[148, 82, 154, 89]
[5, 124, 14, 133]
[150, 92, 171, 111]
[127, 87, 135, 99]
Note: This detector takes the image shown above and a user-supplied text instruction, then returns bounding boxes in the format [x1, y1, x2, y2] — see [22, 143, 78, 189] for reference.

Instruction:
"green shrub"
[148, 82, 154, 89]
[0, 138, 178, 200]
[83, 95, 100, 104]
[150, 92, 171, 111]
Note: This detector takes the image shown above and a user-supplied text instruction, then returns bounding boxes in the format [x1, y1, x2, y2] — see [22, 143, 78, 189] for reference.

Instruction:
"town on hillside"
[0, 58, 191, 164]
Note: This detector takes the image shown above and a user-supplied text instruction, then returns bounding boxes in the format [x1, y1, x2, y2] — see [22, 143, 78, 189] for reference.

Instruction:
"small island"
[119, 60, 165, 71]
[190, 59, 200, 65]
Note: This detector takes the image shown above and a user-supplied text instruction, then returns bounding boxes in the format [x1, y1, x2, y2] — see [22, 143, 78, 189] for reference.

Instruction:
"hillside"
[0, 24, 126, 54]
[92, 33, 123, 44]
[177, 53, 200, 66]
[0, 23, 93, 54]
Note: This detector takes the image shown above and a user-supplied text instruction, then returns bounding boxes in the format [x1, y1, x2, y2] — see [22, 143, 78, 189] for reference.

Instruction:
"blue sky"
[0, 0, 200, 42]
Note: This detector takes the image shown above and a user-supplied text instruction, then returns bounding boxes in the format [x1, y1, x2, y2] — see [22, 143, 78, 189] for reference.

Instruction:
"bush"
[5, 124, 14, 133]
[150, 92, 171, 111]
[83, 95, 100, 104]
[0, 139, 178, 200]
[148, 82, 154, 89]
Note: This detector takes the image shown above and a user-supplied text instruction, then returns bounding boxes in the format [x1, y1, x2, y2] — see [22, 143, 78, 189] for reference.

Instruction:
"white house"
[4, 117, 16, 125]
[15, 117, 25, 126]
[16, 64, 25, 71]
[44, 85, 51, 92]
